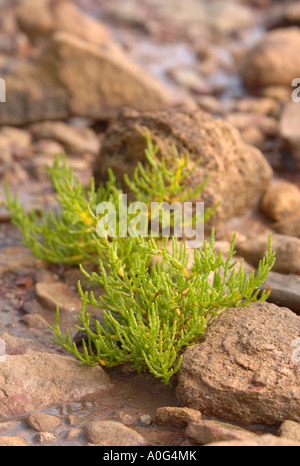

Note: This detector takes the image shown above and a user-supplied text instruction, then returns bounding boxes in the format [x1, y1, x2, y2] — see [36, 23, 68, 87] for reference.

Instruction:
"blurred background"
[0, 0, 300, 222]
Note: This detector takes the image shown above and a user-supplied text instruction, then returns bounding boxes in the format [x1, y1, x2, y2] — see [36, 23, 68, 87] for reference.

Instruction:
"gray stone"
[22, 313, 48, 329]
[235, 233, 300, 275]
[274, 214, 300, 238]
[261, 271, 300, 315]
[280, 103, 300, 169]
[29, 121, 100, 156]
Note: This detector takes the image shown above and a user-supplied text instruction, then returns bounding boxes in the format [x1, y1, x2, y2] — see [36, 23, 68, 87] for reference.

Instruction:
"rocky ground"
[0, 0, 300, 447]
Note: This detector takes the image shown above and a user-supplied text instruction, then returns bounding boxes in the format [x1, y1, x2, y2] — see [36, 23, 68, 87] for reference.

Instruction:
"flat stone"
[261, 271, 300, 315]
[0, 435, 27, 446]
[21, 300, 47, 315]
[235, 233, 300, 275]
[26, 413, 62, 432]
[0, 247, 45, 276]
[35, 282, 82, 313]
[29, 121, 100, 156]
[22, 313, 48, 329]
[186, 419, 257, 445]
[84, 421, 147, 446]
[280, 103, 300, 169]
[0, 332, 50, 356]
[274, 214, 300, 238]
[0, 353, 112, 418]
[205, 434, 300, 447]
[155, 406, 202, 427]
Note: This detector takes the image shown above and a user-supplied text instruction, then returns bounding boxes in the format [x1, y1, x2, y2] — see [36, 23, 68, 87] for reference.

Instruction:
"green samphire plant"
[4, 132, 275, 384]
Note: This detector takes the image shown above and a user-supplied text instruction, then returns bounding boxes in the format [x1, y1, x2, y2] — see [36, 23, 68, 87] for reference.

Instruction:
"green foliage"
[4, 157, 121, 265]
[49, 232, 275, 384]
[4, 133, 215, 266]
[4, 132, 276, 384]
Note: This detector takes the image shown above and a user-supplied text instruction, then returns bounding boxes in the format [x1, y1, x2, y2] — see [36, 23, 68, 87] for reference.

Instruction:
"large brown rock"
[0, 353, 112, 418]
[16, 0, 111, 45]
[176, 302, 300, 426]
[94, 107, 272, 231]
[0, 32, 171, 126]
[238, 27, 300, 87]
[260, 271, 300, 315]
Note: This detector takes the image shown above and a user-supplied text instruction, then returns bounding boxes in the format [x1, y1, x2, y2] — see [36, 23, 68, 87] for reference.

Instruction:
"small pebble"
[139, 414, 152, 426]
[65, 428, 83, 441]
[34, 432, 57, 443]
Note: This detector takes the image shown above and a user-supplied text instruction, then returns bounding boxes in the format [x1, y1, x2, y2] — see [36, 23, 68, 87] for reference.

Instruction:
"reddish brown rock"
[0, 353, 112, 418]
[177, 302, 300, 426]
